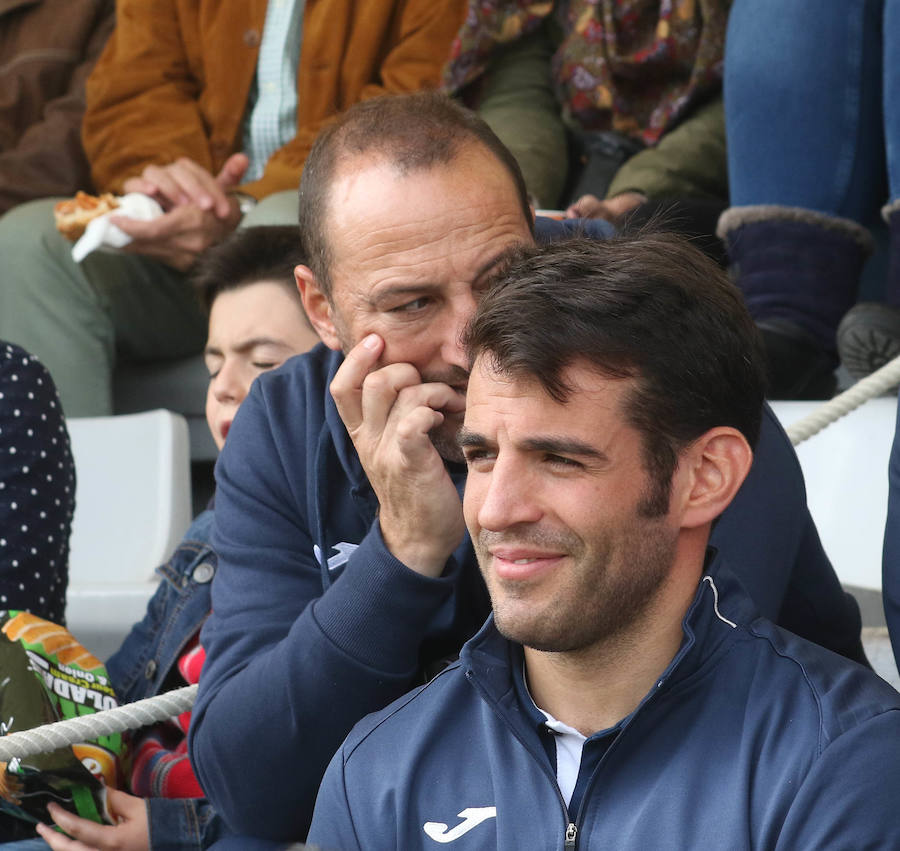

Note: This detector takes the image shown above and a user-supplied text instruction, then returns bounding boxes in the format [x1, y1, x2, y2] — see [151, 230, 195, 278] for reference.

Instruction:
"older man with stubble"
[189, 92, 869, 844]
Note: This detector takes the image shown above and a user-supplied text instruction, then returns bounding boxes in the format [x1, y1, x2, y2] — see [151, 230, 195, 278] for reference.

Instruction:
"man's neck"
[524, 571, 701, 737]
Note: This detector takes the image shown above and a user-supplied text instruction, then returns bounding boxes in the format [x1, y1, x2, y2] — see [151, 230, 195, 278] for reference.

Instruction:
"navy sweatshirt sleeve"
[773, 710, 900, 849]
[188, 357, 463, 840]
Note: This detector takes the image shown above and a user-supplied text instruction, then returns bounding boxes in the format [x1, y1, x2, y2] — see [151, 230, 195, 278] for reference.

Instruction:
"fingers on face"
[332, 335, 384, 385]
[399, 383, 466, 422]
[331, 337, 465, 443]
[329, 335, 386, 427]
[365, 379, 463, 449]
[357, 363, 423, 425]
[394, 404, 445, 451]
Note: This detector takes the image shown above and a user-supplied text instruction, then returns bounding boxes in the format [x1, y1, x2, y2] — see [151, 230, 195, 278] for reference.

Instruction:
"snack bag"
[0, 611, 125, 829]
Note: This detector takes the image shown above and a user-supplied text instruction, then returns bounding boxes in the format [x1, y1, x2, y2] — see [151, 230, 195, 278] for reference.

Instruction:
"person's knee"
[0, 197, 66, 255]
[0, 198, 77, 299]
[0, 198, 97, 334]
[241, 191, 299, 227]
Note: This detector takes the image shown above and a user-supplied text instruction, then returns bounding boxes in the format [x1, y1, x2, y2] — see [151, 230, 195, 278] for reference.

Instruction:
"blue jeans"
[726, 0, 900, 219]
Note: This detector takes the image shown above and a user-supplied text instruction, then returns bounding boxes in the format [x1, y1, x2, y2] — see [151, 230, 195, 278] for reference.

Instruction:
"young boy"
[28, 226, 319, 850]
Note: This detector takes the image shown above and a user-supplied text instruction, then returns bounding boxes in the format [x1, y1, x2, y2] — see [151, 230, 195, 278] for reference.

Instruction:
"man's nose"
[441, 290, 479, 369]
[474, 457, 543, 532]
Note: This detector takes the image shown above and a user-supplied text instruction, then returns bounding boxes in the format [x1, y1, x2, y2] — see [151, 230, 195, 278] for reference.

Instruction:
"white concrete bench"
[65, 410, 192, 659]
[771, 397, 898, 592]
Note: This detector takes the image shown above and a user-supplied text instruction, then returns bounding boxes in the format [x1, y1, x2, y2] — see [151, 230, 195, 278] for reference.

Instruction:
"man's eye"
[252, 361, 278, 370]
[463, 449, 495, 466]
[546, 454, 582, 469]
[389, 297, 430, 313]
[207, 368, 220, 380]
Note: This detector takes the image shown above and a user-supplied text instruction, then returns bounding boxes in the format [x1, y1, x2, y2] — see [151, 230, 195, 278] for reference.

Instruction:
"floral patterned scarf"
[443, 0, 730, 145]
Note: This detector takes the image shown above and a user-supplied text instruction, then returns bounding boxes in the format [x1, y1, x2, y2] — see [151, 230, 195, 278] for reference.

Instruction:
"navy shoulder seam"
[342, 662, 464, 764]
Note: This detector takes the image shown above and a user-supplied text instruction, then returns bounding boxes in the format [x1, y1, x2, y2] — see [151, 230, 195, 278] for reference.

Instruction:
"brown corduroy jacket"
[0, 0, 114, 213]
[83, 0, 466, 199]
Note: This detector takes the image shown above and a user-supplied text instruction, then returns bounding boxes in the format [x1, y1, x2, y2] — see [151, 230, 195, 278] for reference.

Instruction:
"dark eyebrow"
[521, 437, 608, 462]
[457, 428, 488, 448]
[367, 283, 439, 307]
[457, 429, 608, 462]
[473, 251, 511, 285]
[369, 247, 519, 307]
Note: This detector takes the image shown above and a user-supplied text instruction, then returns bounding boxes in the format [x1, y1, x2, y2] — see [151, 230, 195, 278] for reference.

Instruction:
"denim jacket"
[106, 509, 229, 851]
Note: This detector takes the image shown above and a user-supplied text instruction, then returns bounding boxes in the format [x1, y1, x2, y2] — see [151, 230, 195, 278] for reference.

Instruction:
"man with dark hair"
[459, 234, 767, 508]
[307, 236, 900, 850]
[190, 92, 866, 842]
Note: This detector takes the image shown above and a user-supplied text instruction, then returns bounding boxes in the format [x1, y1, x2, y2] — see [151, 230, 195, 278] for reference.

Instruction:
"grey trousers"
[0, 191, 299, 417]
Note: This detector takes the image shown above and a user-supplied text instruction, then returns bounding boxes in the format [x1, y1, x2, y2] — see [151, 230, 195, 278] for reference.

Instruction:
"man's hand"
[110, 201, 242, 271]
[115, 153, 249, 270]
[330, 334, 467, 577]
[566, 191, 646, 223]
[123, 153, 249, 219]
[35, 789, 150, 851]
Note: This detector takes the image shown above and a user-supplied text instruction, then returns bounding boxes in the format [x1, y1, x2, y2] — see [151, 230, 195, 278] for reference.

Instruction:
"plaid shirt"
[242, 0, 306, 181]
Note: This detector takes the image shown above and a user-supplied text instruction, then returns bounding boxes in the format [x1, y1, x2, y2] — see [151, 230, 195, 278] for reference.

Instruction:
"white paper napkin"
[71, 193, 164, 263]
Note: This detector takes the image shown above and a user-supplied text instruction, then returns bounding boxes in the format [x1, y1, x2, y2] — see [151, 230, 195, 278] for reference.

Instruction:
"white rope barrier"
[0, 684, 197, 762]
[786, 353, 900, 446]
[2, 353, 900, 764]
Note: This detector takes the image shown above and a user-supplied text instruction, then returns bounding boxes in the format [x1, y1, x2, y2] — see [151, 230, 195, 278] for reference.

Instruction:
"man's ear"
[676, 427, 753, 530]
[295, 264, 341, 350]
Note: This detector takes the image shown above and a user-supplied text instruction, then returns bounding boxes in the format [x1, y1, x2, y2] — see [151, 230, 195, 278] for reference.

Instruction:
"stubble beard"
[477, 517, 677, 654]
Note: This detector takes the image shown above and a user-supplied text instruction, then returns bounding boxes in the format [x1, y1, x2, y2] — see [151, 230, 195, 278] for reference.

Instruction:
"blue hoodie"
[309, 557, 900, 850]
[190, 345, 490, 840]
[190, 344, 863, 841]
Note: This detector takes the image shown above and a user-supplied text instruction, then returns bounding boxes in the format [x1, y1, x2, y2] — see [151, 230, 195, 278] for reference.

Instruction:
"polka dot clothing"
[0, 342, 75, 622]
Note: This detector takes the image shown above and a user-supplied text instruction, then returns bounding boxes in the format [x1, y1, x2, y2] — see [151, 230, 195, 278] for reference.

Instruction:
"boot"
[718, 205, 873, 399]
[837, 201, 900, 381]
